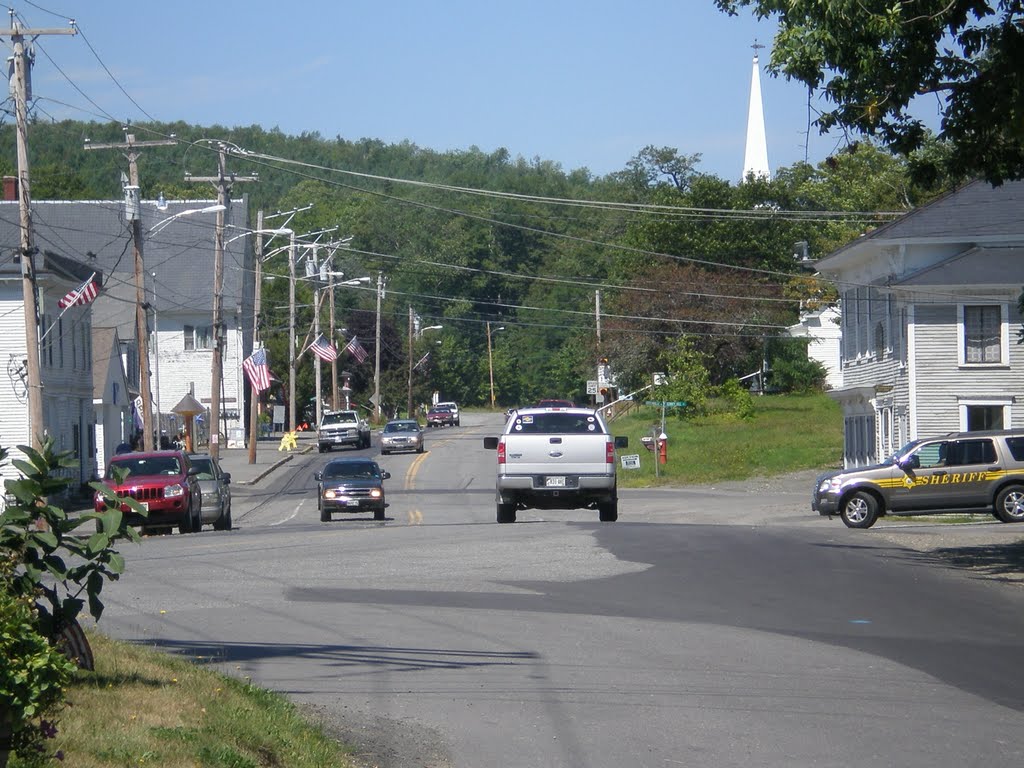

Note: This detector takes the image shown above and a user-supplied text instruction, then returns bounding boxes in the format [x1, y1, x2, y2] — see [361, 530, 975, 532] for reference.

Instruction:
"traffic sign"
[586, 380, 598, 395]
[644, 400, 687, 408]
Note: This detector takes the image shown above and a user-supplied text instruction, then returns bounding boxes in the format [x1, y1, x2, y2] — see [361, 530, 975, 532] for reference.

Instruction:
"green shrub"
[0, 554, 76, 766]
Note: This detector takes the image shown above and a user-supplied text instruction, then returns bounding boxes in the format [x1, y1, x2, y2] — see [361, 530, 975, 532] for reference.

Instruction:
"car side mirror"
[222, 472, 231, 484]
[483, 436, 499, 450]
[187, 467, 199, 476]
[614, 436, 629, 449]
[382, 471, 391, 480]
[314, 471, 323, 481]
[898, 455, 919, 471]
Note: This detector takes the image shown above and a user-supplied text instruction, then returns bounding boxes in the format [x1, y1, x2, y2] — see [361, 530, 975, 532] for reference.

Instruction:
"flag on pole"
[344, 335, 368, 364]
[310, 334, 339, 362]
[132, 395, 144, 430]
[243, 347, 272, 393]
[58, 273, 100, 309]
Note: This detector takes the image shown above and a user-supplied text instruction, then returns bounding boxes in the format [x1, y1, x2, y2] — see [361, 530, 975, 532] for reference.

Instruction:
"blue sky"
[13, 1, 937, 182]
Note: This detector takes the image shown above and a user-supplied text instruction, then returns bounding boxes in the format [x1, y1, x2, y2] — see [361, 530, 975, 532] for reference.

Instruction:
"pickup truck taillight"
[497, 439, 506, 464]
[606, 441, 615, 464]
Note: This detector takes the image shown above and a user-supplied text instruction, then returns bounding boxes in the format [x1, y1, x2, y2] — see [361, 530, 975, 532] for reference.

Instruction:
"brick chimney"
[3, 176, 17, 201]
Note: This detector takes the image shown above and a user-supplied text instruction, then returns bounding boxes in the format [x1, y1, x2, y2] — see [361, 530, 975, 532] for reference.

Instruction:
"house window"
[961, 304, 1003, 364]
[184, 325, 213, 351]
[71, 423, 80, 459]
[958, 397, 1011, 431]
[966, 405, 1004, 431]
[874, 322, 885, 362]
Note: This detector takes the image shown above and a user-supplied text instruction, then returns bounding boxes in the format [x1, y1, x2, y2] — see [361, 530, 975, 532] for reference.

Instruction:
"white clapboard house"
[815, 180, 1024, 468]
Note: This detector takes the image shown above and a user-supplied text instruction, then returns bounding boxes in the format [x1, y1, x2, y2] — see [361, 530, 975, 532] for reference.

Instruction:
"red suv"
[95, 450, 203, 534]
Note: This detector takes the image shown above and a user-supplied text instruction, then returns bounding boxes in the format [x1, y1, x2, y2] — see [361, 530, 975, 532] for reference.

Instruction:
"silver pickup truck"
[317, 409, 371, 453]
[483, 407, 628, 523]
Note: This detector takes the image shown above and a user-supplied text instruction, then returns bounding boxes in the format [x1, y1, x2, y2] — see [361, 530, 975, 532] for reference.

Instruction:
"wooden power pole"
[2, 15, 76, 451]
[85, 132, 176, 451]
[186, 144, 256, 458]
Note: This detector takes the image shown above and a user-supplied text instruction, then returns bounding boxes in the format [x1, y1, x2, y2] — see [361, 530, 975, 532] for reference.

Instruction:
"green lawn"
[611, 393, 844, 486]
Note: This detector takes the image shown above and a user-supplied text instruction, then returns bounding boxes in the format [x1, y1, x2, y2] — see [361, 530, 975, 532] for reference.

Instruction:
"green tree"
[716, 1, 1024, 184]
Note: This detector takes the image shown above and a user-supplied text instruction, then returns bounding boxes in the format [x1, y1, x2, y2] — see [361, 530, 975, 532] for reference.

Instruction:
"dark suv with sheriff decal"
[813, 429, 1024, 528]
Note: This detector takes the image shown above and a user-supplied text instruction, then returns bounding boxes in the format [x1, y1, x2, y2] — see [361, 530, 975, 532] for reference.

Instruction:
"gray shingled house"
[814, 180, 1024, 468]
[0, 195, 253, 480]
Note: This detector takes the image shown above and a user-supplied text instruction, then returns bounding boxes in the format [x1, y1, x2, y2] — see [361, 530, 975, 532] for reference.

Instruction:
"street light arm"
[149, 204, 226, 236]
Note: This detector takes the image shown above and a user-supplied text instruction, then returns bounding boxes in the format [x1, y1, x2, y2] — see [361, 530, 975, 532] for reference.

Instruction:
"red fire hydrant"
[656, 433, 668, 465]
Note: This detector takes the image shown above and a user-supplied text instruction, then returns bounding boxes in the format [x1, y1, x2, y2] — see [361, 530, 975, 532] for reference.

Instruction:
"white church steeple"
[743, 41, 770, 181]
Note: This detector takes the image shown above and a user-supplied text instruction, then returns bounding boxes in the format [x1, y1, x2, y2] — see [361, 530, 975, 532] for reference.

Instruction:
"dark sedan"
[315, 458, 391, 522]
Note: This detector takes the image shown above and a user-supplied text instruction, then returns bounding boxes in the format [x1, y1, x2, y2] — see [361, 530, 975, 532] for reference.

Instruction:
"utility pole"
[288, 231, 298, 433]
[3, 16, 77, 451]
[247, 210, 264, 465]
[487, 321, 496, 409]
[84, 132, 176, 451]
[373, 271, 384, 422]
[407, 305, 414, 418]
[313, 244, 324, 429]
[329, 269, 339, 410]
[186, 145, 256, 458]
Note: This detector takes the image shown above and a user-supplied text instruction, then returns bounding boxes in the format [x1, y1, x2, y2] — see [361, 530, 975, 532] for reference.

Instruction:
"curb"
[235, 444, 314, 486]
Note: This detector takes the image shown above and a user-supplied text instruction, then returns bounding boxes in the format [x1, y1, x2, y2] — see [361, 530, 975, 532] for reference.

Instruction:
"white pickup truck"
[483, 406, 628, 523]
[317, 409, 371, 453]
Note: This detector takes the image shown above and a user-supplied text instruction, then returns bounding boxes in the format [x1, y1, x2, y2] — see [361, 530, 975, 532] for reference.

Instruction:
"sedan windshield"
[324, 462, 380, 480]
[384, 422, 418, 433]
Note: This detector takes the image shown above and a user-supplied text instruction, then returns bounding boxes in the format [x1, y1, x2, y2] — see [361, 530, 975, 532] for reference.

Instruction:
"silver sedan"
[379, 419, 425, 455]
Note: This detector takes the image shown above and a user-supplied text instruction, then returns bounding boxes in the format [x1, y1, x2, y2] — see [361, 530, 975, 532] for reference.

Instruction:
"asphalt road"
[96, 413, 1024, 768]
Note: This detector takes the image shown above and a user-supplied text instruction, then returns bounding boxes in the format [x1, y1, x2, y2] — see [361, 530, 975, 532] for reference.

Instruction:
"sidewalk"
[215, 432, 315, 486]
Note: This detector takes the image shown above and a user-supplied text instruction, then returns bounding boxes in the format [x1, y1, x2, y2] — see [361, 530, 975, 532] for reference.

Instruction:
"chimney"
[3, 176, 17, 201]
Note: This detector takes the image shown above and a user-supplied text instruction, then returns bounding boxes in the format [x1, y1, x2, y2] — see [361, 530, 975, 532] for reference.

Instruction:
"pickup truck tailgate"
[501, 434, 609, 475]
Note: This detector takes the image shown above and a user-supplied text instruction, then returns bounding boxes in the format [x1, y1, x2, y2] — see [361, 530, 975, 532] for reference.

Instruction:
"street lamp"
[148, 203, 226, 236]
[324, 272, 368, 409]
[408, 312, 443, 417]
[487, 322, 506, 409]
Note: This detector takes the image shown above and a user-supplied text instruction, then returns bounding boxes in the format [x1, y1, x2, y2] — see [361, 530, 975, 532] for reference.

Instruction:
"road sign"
[644, 400, 687, 408]
[620, 454, 641, 469]
[586, 380, 598, 395]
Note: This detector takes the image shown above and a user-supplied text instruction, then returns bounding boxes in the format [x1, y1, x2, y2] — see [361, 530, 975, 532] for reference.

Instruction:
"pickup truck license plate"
[545, 476, 566, 487]
[140, 501, 149, 511]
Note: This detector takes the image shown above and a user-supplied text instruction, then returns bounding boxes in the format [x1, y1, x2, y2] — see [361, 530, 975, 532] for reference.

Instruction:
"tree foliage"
[0, 118, 949, 408]
[716, 0, 1024, 184]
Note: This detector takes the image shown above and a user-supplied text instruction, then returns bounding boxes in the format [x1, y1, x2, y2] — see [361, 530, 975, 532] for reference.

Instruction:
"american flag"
[310, 334, 339, 362]
[243, 347, 272, 393]
[344, 335, 368, 364]
[58, 273, 100, 309]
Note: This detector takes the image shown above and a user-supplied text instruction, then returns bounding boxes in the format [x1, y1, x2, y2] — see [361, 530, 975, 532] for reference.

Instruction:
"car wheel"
[416, 445, 424, 454]
[598, 500, 618, 522]
[320, 502, 330, 522]
[374, 508, 386, 521]
[497, 502, 516, 524]
[840, 491, 879, 529]
[994, 485, 1024, 523]
[318, 444, 326, 453]
[381, 449, 389, 455]
[214, 501, 232, 531]
[178, 507, 195, 535]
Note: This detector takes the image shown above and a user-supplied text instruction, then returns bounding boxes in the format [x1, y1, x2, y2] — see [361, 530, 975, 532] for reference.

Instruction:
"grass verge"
[612, 392, 844, 487]
[15, 630, 360, 768]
